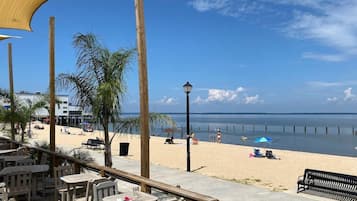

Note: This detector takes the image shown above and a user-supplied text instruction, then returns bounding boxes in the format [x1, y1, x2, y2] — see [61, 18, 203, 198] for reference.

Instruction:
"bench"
[297, 169, 357, 200]
[81, 139, 104, 149]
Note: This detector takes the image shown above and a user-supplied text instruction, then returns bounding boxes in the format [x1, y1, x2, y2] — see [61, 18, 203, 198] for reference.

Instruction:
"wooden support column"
[49, 16, 56, 173]
[8, 43, 15, 143]
[135, 0, 150, 193]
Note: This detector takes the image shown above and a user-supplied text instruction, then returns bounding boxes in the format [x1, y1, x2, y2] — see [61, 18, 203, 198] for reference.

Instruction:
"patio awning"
[0, 0, 47, 31]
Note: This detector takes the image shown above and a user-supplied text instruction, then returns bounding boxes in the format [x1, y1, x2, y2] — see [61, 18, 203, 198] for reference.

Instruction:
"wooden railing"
[0, 137, 219, 201]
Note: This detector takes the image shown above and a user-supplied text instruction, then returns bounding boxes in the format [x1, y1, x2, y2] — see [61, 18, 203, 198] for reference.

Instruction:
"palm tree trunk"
[103, 120, 112, 167]
[21, 126, 25, 143]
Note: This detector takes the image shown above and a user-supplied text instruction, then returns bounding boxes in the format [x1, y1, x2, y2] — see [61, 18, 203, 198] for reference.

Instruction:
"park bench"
[81, 139, 104, 149]
[297, 169, 357, 200]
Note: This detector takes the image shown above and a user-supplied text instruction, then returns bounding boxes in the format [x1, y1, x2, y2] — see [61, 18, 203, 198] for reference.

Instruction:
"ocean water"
[149, 114, 357, 157]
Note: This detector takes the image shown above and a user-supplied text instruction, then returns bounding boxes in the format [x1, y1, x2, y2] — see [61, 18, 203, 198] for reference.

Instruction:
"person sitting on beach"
[191, 132, 198, 145]
[265, 150, 280, 159]
[164, 136, 174, 144]
[252, 148, 264, 157]
[216, 129, 222, 143]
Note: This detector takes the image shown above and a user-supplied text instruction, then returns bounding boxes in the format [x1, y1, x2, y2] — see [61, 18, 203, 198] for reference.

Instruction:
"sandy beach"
[24, 122, 357, 192]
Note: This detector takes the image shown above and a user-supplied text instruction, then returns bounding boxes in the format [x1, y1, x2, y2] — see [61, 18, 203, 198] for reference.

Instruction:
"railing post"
[353, 127, 355, 136]
[74, 162, 81, 174]
[337, 126, 340, 135]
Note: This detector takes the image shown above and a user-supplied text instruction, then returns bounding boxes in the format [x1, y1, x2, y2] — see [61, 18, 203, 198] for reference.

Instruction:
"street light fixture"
[183, 81, 192, 172]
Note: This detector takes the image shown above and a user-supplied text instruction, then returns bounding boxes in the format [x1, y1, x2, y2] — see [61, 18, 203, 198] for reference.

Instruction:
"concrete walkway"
[73, 147, 329, 201]
[0, 132, 331, 201]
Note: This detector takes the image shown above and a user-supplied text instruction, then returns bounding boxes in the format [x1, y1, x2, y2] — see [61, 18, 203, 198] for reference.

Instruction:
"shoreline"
[9, 122, 357, 192]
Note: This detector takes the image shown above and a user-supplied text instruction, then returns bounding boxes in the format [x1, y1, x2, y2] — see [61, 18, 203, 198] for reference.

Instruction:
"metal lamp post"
[183, 81, 192, 172]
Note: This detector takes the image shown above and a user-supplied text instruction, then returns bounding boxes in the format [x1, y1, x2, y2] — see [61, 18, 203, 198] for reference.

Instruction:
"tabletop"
[60, 173, 103, 184]
[0, 164, 49, 175]
[102, 192, 158, 201]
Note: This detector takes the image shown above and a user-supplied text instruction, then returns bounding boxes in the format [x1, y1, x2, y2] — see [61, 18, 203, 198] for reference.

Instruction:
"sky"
[1, 0, 357, 113]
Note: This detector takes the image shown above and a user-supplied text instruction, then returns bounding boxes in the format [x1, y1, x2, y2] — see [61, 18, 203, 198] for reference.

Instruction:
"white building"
[1, 91, 92, 126]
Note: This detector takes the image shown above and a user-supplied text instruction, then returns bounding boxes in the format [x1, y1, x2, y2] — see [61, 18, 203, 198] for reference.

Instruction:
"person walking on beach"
[216, 128, 222, 143]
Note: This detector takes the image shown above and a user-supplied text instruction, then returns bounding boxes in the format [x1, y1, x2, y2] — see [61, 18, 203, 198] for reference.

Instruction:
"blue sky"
[1, 0, 357, 113]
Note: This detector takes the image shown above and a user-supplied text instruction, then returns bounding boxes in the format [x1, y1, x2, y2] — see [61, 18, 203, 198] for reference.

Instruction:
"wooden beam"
[8, 43, 15, 142]
[49, 16, 55, 152]
[134, 0, 150, 192]
[0, 137, 219, 201]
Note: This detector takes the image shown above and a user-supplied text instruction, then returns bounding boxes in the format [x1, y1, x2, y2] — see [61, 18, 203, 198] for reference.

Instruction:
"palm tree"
[57, 33, 174, 167]
[0, 89, 49, 142]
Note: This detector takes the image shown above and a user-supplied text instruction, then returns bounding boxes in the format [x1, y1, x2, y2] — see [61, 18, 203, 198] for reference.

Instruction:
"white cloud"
[343, 87, 356, 101]
[193, 86, 263, 104]
[193, 96, 207, 104]
[188, 0, 357, 61]
[158, 96, 177, 105]
[302, 52, 346, 62]
[326, 97, 338, 103]
[307, 81, 357, 88]
[189, 0, 229, 12]
[206, 87, 244, 102]
[244, 95, 263, 104]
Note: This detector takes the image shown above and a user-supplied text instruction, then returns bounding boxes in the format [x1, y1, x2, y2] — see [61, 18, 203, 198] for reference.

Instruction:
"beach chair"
[253, 149, 264, 157]
[92, 181, 118, 201]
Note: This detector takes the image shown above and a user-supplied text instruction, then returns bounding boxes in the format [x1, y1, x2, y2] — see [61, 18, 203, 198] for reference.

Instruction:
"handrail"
[0, 137, 219, 201]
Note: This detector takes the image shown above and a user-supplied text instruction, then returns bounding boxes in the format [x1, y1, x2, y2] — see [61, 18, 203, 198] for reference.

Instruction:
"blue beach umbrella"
[254, 137, 272, 143]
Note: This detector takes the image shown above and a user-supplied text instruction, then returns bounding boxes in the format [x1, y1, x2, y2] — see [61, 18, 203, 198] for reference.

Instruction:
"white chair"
[92, 181, 118, 201]
[75, 178, 109, 201]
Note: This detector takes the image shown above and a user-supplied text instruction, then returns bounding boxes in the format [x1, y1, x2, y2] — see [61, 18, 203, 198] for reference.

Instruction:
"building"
[1, 91, 92, 126]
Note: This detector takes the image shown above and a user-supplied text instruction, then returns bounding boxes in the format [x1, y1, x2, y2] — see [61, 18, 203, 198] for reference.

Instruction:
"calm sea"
[146, 113, 357, 157]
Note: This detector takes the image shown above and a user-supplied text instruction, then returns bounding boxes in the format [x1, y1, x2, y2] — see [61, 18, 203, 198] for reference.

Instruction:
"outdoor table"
[0, 165, 49, 197]
[0, 164, 49, 175]
[102, 192, 158, 201]
[61, 173, 103, 201]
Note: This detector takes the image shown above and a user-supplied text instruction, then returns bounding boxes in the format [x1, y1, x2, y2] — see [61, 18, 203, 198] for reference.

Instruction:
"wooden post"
[265, 125, 267, 133]
[304, 125, 307, 135]
[8, 43, 15, 142]
[49, 17, 56, 176]
[315, 127, 317, 135]
[135, 0, 150, 193]
[325, 126, 328, 135]
[293, 125, 295, 134]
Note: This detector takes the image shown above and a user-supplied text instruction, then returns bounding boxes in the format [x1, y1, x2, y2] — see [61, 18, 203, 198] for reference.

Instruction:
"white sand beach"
[26, 123, 357, 192]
